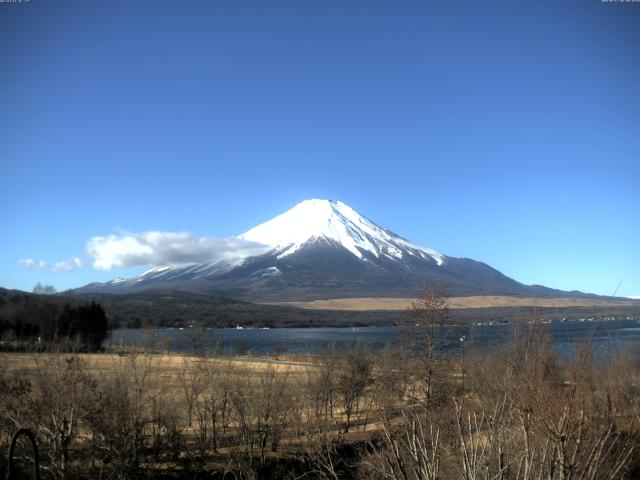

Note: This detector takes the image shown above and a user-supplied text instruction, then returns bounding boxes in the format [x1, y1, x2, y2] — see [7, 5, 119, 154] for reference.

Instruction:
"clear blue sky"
[1, 0, 639, 297]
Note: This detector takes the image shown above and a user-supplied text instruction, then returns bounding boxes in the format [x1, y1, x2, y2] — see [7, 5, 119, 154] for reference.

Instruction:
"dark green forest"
[0, 292, 108, 351]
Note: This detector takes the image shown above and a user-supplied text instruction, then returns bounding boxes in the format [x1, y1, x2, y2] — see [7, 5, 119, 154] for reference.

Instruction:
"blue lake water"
[108, 318, 640, 357]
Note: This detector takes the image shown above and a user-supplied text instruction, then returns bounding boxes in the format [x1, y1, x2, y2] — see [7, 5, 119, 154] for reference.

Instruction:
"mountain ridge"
[74, 199, 606, 301]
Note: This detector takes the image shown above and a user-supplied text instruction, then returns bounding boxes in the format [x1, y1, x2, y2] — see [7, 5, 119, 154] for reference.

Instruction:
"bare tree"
[85, 352, 162, 479]
[33, 282, 57, 295]
[29, 355, 96, 479]
[178, 358, 204, 427]
[194, 355, 242, 456]
[254, 365, 292, 461]
[300, 415, 345, 480]
[336, 348, 373, 433]
[180, 325, 209, 355]
[362, 405, 441, 480]
[307, 352, 338, 425]
[408, 283, 449, 407]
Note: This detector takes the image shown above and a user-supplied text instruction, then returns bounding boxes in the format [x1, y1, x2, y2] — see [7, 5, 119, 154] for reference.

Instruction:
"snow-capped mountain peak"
[76, 199, 590, 301]
[238, 199, 444, 264]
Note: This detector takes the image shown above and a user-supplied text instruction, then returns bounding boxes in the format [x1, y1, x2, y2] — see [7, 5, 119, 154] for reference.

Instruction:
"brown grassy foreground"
[266, 296, 639, 311]
[1, 325, 640, 479]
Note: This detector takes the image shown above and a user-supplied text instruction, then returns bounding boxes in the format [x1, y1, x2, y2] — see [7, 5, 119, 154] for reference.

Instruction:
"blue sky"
[1, 0, 639, 297]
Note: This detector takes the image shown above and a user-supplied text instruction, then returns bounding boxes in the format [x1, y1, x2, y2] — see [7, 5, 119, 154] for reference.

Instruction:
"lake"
[108, 318, 640, 357]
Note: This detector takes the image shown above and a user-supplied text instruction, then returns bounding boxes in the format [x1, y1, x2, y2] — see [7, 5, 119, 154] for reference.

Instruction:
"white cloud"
[52, 257, 84, 272]
[18, 259, 47, 270]
[629, 294, 640, 300]
[86, 231, 270, 270]
[19, 257, 83, 272]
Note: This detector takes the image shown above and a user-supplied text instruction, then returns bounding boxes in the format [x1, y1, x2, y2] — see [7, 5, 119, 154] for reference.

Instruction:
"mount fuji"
[77, 199, 589, 301]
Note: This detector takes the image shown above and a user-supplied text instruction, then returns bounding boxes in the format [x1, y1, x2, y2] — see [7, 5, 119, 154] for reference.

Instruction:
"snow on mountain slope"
[73, 199, 609, 300]
[76, 198, 569, 300]
[239, 199, 444, 264]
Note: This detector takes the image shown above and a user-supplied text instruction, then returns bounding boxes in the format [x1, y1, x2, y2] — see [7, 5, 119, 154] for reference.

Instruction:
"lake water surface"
[108, 318, 640, 357]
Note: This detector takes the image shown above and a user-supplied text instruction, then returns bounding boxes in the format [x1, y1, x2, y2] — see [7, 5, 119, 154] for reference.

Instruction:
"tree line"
[0, 292, 109, 351]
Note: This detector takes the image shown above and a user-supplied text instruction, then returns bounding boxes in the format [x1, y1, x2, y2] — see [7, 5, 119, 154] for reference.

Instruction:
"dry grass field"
[2, 328, 640, 479]
[0, 351, 312, 375]
[266, 295, 639, 311]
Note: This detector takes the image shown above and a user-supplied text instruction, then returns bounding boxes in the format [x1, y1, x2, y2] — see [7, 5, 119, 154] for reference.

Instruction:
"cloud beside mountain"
[17, 259, 47, 270]
[85, 231, 270, 270]
[52, 257, 84, 272]
[19, 257, 83, 273]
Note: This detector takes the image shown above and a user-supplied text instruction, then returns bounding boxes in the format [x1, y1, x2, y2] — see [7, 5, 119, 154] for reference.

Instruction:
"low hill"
[3, 287, 638, 330]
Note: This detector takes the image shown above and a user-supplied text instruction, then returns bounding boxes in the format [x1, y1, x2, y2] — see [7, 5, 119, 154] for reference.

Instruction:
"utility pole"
[612, 279, 622, 297]
[460, 335, 466, 395]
